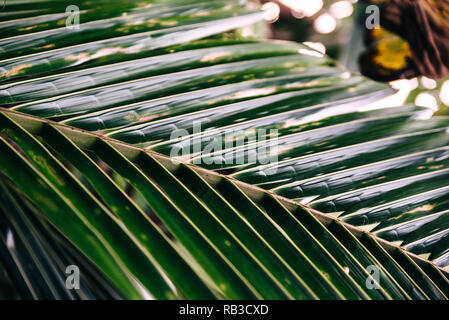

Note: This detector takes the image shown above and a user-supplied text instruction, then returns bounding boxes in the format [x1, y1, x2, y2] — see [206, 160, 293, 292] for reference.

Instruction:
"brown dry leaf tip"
[380, 0, 449, 80]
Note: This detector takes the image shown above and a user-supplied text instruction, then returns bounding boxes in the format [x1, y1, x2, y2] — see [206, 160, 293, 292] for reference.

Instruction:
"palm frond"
[1, 0, 449, 300]
[1, 109, 448, 299]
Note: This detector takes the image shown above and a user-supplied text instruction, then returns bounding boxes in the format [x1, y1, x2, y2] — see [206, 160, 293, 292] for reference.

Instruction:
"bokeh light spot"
[330, 1, 354, 19]
[314, 13, 337, 34]
[280, 0, 323, 17]
[262, 2, 281, 23]
[440, 80, 449, 106]
[415, 93, 438, 110]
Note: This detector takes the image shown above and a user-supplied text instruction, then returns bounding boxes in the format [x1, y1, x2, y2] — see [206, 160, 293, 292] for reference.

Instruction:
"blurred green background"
[259, 0, 449, 114]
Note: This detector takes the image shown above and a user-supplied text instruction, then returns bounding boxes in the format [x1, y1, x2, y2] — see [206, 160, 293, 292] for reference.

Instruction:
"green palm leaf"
[1, 0, 449, 300]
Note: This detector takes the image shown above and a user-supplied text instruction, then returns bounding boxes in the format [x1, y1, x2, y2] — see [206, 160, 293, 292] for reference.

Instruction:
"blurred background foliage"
[258, 0, 449, 114]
